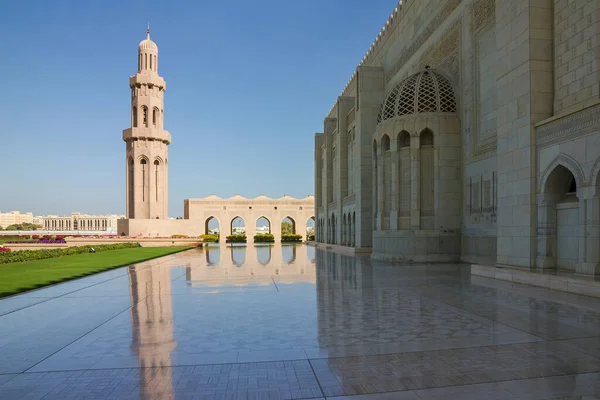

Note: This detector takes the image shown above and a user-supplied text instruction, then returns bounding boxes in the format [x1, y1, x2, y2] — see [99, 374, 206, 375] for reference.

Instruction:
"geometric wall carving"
[537, 103, 600, 148]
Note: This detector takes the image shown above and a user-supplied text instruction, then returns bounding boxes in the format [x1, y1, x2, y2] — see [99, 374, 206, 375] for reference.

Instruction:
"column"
[581, 193, 600, 275]
[376, 149, 384, 230]
[495, 0, 553, 268]
[410, 136, 420, 230]
[390, 146, 399, 230]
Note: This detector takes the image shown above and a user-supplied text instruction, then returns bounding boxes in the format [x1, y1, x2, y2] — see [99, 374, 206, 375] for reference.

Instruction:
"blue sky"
[0, 0, 398, 217]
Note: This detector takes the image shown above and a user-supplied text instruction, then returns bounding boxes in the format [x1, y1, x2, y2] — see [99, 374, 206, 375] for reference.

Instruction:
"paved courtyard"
[1, 245, 600, 399]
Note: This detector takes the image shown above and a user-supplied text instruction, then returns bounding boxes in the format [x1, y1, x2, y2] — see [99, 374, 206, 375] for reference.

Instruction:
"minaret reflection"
[128, 257, 177, 397]
[186, 243, 316, 286]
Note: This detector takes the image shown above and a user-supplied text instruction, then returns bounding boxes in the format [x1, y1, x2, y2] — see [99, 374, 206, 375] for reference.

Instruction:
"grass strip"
[0, 247, 191, 298]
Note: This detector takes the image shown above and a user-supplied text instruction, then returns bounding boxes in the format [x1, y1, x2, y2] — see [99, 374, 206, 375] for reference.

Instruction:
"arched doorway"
[230, 216, 246, 236]
[281, 217, 296, 235]
[256, 217, 271, 235]
[306, 216, 315, 241]
[204, 217, 220, 244]
[538, 164, 580, 270]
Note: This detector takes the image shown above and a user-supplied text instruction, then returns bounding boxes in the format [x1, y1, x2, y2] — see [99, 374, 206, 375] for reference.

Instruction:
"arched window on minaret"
[154, 55, 157, 72]
[128, 157, 134, 217]
[142, 106, 148, 127]
[144, 53, 148, 70]
[141, 158, 147, 202]
[150, 54, 153, 70]
[132, 106, 138, 127]
[154, 160, 160, 202]
[152, 108, 158, 126]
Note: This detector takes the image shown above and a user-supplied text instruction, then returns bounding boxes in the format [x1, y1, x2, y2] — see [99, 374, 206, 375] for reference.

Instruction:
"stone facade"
[0, 211, 35, 228]
[42, 213, 125, 232]
[314, 0, 600, 275]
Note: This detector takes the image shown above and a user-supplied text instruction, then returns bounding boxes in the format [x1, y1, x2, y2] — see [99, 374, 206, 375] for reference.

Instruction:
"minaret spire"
[147, 21, 151, 39]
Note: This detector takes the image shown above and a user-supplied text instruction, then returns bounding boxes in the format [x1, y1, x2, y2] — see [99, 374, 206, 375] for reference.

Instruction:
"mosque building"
[314, 0, 600, 276]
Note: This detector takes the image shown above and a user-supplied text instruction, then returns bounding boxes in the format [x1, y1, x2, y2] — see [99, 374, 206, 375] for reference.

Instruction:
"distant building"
[43, 213, 125, 232]
[0, 211, 35, 228]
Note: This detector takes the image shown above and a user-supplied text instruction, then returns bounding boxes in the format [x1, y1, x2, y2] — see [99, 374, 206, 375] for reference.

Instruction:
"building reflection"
[187, 243, 316, 286]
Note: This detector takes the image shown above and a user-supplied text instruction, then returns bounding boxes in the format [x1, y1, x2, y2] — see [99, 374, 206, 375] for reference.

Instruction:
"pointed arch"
[397, 130, 410, 149]
[539, 154, 586, 193]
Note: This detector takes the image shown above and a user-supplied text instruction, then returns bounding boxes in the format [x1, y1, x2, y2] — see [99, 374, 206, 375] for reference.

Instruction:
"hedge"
[0, 243, 142, 265]
[307, 233, 315, 241]
[226, 234, 247, 243]
[202, 234, 219, 243]
[254, 234, 275, 243]
[282, 234, 303, 243]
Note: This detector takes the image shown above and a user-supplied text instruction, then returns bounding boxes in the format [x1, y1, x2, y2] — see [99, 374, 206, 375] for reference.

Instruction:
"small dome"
[377, 69, 457, 123]
[139, 28, 158, 52]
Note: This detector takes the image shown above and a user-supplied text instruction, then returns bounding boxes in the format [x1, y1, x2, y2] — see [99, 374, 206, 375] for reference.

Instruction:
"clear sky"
[0, 0, 398, 217]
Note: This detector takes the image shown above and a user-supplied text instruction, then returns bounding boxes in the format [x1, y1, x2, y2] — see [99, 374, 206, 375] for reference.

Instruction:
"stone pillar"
[581, 194, 600, 275]
[354, 65, 384, 248]
[390, 146, 399, 230]
[376, 149, 384, 231]
[495, 0, 553, 268]
[410, 136, 420, 230]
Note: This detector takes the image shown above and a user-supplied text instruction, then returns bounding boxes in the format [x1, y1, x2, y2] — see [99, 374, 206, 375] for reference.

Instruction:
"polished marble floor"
[1, 244, 600, 399]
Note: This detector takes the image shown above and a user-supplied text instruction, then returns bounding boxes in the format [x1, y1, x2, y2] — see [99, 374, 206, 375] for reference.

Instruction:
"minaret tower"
[123, 26, 170, 219]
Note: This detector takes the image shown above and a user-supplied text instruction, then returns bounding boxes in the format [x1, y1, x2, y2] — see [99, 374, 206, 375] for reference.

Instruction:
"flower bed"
[0, 247, 11, 253]
[0, 242, 141, 265]
[5, 239, 67, 244]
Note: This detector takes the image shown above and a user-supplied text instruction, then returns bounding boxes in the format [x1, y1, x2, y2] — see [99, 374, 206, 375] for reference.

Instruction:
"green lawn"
[0, 247, 191, 298]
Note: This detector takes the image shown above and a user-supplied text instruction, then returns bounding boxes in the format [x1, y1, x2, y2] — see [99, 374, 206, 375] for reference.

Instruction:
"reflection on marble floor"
[1, 245, 600, 399]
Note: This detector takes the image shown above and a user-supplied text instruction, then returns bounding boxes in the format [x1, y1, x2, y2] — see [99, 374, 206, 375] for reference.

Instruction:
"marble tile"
[1, 245, 600, 399]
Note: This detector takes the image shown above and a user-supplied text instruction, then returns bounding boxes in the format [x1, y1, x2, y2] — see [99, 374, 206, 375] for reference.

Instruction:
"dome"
[139, 28, 158, 52]
[377, 69, 457, 123]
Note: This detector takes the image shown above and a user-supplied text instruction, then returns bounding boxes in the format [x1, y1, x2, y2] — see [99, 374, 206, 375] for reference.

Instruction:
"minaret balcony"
[123, 127, 171, 144]
[130, 75, 166, 90]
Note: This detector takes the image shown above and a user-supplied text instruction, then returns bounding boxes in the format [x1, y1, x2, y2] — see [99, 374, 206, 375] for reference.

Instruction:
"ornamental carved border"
[385, 0, 462, 83]
[536, 103, 600, 148]
[473, 0, 495, 32]
[418, 21, 461, 79]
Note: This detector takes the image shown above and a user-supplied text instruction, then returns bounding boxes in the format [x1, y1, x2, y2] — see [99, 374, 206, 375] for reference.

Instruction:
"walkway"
[1, 245, 600, 399]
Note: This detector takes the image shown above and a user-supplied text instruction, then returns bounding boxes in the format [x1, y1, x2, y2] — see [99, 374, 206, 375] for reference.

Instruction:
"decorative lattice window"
[383, 86, 400, 120]
[438, 75, 457, 112]
[397, 75, 418, 116]
[417, 72, 437, 113]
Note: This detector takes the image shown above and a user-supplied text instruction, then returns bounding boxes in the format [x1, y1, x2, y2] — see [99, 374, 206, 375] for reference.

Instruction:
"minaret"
[123, 26, 170, 220]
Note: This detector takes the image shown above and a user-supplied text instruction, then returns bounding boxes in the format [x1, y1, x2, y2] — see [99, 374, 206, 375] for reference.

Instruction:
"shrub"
[201, 234, 219, 243]
[171, 234, 189, 238]
[55, 235, 65, 240]
[0, 247, 11, 253]
[0, 242, 142, 265]
[254, 234, 274, 243]
[281, 234, 303, 243]
[226, 234, 246, 243]
[32, 235, 39, 239]
[307, 233, 315, 241]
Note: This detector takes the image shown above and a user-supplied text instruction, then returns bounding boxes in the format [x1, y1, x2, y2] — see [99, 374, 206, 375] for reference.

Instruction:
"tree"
[281, 221, 293, 235]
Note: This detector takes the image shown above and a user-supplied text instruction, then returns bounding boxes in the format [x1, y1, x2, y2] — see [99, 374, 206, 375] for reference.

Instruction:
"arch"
[141, 106, 148, 127]
[419, 128, 434, 146]
[397, 130, 410, 149]
[230, 216, 246, 236]
[543, 165, 579, 199]
[127, 157, 134, 218]
[152, 107, 159, 126]
[342, 214, 347, 245]
[373, 139, 378, 156]
[205, 216, 220, 237]
[420, 128, 435, 220]
[306, 216, 316, 240]
[231, 247, 246, 266]
[382, 134, 391, 152]
[256, 246, 271, 266]
[282, 245, 297, 265]
[132, 106, 138, 127]
[539, 154, 587, 193]
[256, 216, 271, 235]
[282, 216, 296, 234]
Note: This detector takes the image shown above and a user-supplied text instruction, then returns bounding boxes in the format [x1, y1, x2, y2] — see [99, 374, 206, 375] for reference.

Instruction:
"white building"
[315, 0, 600, 276]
